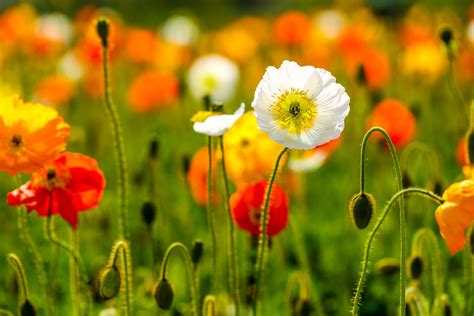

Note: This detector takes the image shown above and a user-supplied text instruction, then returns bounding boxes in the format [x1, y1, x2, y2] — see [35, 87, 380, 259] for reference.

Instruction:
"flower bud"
[375, 258, 400, 277]
[246, 275, 256, 304]
[433, 179, 443, 197]
[21, 300, 36, 316]
[444, 303, 452, 316]
[154, 278, 174, 310]
[439, 26, 453, 47]
[349, 192, 376, 229]
[141, 201, 156, 226]
[97, 266, 121, 301]
[96, 18, 110, 48]
[182, 155, 191, 176]
[191, 240, 204, 265]
[402, 171, 412, 189]
[356, 64, 367, 86]
[408, 255, 423, 280]
[294, 299, 315, 316]
[149, 138, 159, 160]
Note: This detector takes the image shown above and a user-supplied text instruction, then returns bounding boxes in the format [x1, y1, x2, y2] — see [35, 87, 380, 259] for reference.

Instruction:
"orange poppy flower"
[127, 70, 179, 113]
[187, 147, 217, 206]
[8, 152, 105, 228]
[124, 27, 158, 63]
[273, 11, 311, 46]
[357, 49, 390, 90]
[0, 95, 70, 174]
[230, 180, 289, 236]
[34, 75, 75, 107]
[435, 179, 474, 255]
[366, 99, 416, 148]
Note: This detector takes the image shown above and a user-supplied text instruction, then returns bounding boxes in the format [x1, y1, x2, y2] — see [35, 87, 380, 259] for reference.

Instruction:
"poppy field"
[0, 1, 473, 315]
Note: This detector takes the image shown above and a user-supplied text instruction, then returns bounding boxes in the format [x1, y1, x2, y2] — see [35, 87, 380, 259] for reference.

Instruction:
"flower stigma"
[271, 88, 317, 135]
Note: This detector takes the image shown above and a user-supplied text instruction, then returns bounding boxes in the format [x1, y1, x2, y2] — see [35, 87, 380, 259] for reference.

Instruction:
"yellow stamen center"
[271, 88, 317, 135]
[203, 75, 217, 91]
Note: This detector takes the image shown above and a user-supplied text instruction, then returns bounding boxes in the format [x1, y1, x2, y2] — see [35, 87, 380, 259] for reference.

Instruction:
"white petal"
[193, 103, 245, 136]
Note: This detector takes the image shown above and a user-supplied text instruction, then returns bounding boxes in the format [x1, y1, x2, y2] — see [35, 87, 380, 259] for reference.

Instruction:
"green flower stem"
[202, 295, 216, 316]
[206, 136, 217, 291]
[464, 226, 473, 316]
[357, 126, 405, 316]
[400, 142, 441, 181]
[405, 287, 429, 316]
[44, 214, 89, 315]
[284, 271, 309, 315]
[411, 228, 443, 297]
[11, 176, 51, 316]
[160, 242, 199, 316]
[351, 188, 443, 316]
[218, 135, 240, 315]
[448, 59, 468, 126]
[110, 241, 133, 316]
[70, 229, 80, 316]
[100, 35, 129, 240]
[253, 147, 289, 316]
[7, 254, 29, 304]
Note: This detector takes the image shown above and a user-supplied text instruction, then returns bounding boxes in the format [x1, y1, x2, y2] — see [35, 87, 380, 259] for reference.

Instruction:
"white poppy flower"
[188, 54, 239, 103]
[251, 60, 350, 150]
[36, 13, 73, 44]
[162, 15, 199, 46]
[192, 103, 245, 136]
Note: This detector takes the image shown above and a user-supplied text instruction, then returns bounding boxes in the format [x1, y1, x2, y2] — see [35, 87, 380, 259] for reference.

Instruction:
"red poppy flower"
[230, 180, 289, 236]
[366, 99, 416, 148]
[7, 152, 105, 228]
[273, 11, 310, 46]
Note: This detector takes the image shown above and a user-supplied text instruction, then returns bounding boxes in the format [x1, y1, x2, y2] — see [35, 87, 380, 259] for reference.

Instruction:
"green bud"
[356, 64, 367, 86]
[149, 138, 159, 160]
[96, 18, 110, 48]
[408, 256, 423, 280]
[97, 266, 121, 301]
[20, 300, 36, 316]
[141, 201, 156, 226]
[349, 192, 376, 229]
[402, 171, 412, 189]
[444, 303, 452, 316]
[154, 278, 174, 310]
[294, 299, 315, 316]
[191, 240, 204, 265]
[439, 26, 453, 46]
[375, 258, 400, 277]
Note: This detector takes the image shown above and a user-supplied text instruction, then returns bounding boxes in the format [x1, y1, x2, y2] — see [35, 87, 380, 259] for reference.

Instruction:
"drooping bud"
[375, 258, 400, 277]
[444, 303, 452, 316]
[191, 240, 204, 265]
[356, 64, 367, 86]
[402, 171, 412, 189]
[433, 179, 443, 197]
[96, 18, 110, 48]
[149, 138, 159, 160]
[182, 155, 191, 176]
[349, 192, 376, 229]
[294, 299, 315, 316]
[439, 26, 453, 47]
[154, 278, 174, 309]
[408, 256, 423, 280]
[97, 266, 121, 301]
[20, 300, 36, 316]
[141, 201, 156, 226]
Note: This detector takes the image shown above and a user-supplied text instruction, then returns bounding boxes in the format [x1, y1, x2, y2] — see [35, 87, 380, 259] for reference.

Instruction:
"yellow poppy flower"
[0, 95, 70, 174]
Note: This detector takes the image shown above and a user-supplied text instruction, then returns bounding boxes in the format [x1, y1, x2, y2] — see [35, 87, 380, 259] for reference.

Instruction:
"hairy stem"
[219, 136, 240, 315]
[357, 127, 405, 316]
[253, 147, 289, 315]
[160, 242, 199, 316]
[7, 254, 29, 304]
[351, 188, 443, 315]
[206, 136, 217, 292]
[110, 240, 133, 316]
